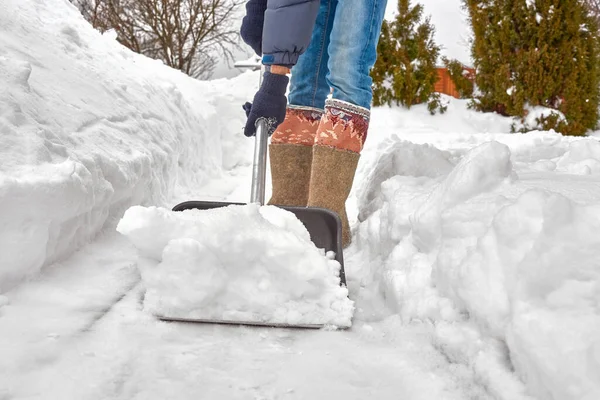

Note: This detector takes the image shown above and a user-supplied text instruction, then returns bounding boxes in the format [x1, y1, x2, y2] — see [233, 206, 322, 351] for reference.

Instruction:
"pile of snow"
[555, 139, 600, 175]
[117, 204, 353, 328]
[440, 190, 600, 400]
[353, 134, 600, 400]
[0, 0, 256, 292]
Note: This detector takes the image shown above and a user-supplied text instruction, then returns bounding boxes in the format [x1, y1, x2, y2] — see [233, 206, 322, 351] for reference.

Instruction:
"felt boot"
[308, 99, 370, 247]
[267, 105, 323, 206]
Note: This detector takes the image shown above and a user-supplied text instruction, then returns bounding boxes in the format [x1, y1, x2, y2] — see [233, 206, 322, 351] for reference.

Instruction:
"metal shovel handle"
[250, 118, 269, 205]
[249, 66, 267, 205]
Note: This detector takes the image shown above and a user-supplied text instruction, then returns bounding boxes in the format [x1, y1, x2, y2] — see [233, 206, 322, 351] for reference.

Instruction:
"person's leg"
[327, 0, 388, 110]
[287, 0, 337, 110]
[268, 0, 337, 207]
[308, 0, 387, 246]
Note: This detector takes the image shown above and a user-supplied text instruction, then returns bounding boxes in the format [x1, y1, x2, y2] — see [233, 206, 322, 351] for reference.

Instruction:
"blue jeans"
[288, 0, 388, 110]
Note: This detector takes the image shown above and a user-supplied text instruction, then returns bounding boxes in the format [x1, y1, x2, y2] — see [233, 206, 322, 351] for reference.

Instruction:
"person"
[240, 0, 387, 247]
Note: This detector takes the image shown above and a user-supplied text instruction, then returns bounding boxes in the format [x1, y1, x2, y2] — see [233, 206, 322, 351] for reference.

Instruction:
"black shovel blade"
[172, 200, 346, 286]
[152, 315, 325, 329]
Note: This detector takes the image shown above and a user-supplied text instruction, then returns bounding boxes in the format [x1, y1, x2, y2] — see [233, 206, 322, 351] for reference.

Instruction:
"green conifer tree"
[465, 0, 600, 135]
[371, 0, 445, 114]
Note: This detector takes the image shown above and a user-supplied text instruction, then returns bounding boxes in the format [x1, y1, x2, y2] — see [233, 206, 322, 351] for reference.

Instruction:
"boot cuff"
[325, 99, 370, 120]
[271, 105, 323, 146]
[316, 99, 370, 153]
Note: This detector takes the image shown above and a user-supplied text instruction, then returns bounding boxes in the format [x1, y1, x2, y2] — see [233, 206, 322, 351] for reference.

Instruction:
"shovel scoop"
[154, 118, 350, 329]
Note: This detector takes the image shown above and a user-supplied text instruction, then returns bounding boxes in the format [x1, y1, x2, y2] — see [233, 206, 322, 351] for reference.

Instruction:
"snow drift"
[0, 0, 253, 292]
[355, 135, 600, 400]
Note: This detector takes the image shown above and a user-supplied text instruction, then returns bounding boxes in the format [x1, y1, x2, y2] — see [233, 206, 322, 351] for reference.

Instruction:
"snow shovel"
[160, 118, 347, 329]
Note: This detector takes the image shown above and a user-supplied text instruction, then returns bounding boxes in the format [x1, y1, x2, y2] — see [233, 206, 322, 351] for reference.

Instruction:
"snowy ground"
[2, 1, 600, 399]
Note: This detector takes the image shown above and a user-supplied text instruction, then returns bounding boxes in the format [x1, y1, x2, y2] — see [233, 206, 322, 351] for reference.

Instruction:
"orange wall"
[434, 67, 475, 99]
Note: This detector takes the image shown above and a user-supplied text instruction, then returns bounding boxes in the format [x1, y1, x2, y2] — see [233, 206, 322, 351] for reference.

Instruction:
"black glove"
[240, 0, 267, 56]
[243, 71, 289, 137]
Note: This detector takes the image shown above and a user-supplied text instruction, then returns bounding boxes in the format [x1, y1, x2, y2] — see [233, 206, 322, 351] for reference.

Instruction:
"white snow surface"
[352, 113, 600, 400]
[117, 205, 353, 327]
[2, 1, 600, 399]
[0, 0, 249, 292]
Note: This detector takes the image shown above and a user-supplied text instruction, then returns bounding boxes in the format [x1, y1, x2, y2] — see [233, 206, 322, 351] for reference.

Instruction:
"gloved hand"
[243, 71, 289, 137]
[240, 0, 267, 56]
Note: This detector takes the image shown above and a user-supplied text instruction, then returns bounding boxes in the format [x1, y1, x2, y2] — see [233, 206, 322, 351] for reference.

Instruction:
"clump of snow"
[117, 204, 354, 328]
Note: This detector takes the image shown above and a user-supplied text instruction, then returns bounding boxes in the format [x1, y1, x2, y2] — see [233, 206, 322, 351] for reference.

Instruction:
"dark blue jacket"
[261, 0, 319, 66]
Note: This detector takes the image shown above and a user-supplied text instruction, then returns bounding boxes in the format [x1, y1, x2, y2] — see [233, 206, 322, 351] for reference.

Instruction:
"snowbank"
[117, 204, 353, 328]
[0, 0, 254, 292]
[465, 191, 600, 400]
[354, 134, 600, 400]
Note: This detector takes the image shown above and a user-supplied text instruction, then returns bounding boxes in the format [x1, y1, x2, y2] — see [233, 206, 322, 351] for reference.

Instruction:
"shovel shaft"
[250, 118, 268, 204]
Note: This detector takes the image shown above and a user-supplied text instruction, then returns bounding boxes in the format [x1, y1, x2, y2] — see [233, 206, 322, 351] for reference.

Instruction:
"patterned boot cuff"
[325, 99, 371, 120]
[271, 104, 323, 145]
[315, 99, 370, 153]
